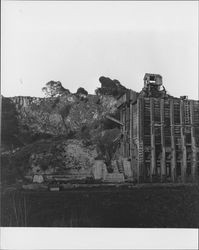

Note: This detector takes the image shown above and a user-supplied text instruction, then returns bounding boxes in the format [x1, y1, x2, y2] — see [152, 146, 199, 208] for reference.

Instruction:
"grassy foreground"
[1, 184, 199, 227]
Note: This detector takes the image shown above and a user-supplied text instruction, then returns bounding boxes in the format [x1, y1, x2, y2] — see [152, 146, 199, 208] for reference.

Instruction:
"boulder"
[33, 174, 44, 183]
[92, 160, 107, 180]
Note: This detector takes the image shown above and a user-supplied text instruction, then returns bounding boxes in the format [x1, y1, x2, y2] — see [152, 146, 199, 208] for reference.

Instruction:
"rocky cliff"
[8, 94, 117, 137]
[1, 77, 127, 184]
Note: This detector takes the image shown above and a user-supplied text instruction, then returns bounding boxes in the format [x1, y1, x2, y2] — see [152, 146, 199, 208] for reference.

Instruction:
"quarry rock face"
[21, 139, 98, 178]
[6, 94, 117, 138]
[1, 79, 127, 183]
[1, 94, 118, 182]
[61, 140, 98, 172]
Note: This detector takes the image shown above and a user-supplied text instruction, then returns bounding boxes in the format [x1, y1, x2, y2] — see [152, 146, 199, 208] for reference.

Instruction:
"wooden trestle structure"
[117, 74, 199, 183]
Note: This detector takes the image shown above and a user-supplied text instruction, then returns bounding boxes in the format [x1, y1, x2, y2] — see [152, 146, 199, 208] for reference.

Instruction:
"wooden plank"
[124, 105, 128, 157]
[150, 98, 156, 182]
[160, 99, 166, 182]
[129, 90, 138, 103]
[123, 106, 126, 157]
[126, 106, 130, 157]
[129, 101, 133, 178]
[106, 115, 124, 126]
[132, 103, 138, 180]
[180, 100, 187, 182]
[140, 98, 144, 181]
[119, 108, 123, 157]
[170, 99, 176, 182]
[117, 93, 127, 108]
[137, 99, 141, 183]
[190, 100, 197, 182]
[120, 108, 125, 157]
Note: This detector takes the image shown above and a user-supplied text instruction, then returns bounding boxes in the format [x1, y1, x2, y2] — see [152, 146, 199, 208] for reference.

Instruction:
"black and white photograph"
[1, 0, 198, 249]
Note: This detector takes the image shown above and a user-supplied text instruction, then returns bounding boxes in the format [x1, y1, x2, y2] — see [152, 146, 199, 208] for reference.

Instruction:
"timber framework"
[117, 73, 199, 183]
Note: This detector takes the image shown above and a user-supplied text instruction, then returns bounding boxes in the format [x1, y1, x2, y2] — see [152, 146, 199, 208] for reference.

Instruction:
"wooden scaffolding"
[117, 75, 199, 183]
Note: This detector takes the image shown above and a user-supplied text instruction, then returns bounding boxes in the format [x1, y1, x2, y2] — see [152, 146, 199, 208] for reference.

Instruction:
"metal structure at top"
[116, 73, 199, 183]
[141, 73, 166, 98]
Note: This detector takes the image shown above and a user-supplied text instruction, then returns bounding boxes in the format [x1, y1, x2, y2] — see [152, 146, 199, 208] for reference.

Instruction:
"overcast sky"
[1, 1, 198, 99]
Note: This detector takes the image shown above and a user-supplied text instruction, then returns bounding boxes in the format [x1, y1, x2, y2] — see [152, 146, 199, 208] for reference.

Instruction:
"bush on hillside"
[42, 81, 70, 97]
[95, 76, 127, 97]
[95, 128, 121, 172]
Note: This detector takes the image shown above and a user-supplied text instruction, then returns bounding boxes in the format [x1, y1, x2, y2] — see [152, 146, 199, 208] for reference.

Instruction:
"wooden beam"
[117, 93, 127, 108]
[170, 99, 176, 182]
[129, 101, 134, 178]
[160, 99, 166, 182]
[126, 105, 130, 157]
[106, 115, 124, 126]
[180, 100, 187, 182]
[119, 108, 123, 157]
[150, 98, 156, 182]
[122, 108, 125, 156]
[137, 99, 141, 183]
[124, 105, 127, 157]
[190, 100, 197, 182]
[139, 98, 144, 181]
[132, 103, 138, 180]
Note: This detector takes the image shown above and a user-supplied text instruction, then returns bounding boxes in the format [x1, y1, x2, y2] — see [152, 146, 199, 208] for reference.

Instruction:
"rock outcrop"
[3, 94, 117, 139]
[1, 77, 127, 184]
[25, 139, 98, 178]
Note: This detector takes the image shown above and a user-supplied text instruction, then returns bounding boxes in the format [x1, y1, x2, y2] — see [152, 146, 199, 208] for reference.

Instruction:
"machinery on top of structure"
[140, 73, 167, 98]
[117, 73, 199, 183]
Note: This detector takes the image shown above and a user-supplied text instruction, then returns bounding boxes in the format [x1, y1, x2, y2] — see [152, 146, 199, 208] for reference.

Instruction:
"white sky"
[1, 1, 198, 99]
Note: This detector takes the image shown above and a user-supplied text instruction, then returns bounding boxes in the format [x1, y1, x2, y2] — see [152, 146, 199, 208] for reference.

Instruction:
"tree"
[1, 97, 21, 149]
[75, 87, 88, 101]
[42, 81, 70, 97]
[76, 87, 88, 96]
[95, 76, 127, 97]
[96, 128, 121, 172]
[58, 105, 72, 132]
[80, 124, 91, 146]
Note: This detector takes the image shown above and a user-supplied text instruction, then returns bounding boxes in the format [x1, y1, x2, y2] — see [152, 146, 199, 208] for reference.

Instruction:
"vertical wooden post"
[126, 105, 130, 157]
[122, 106, 126, 157]
[180, 100, 187, 182]
[123, 105, 126, 158]
[119, 108, 123, 156]
[129, 101, 133, 178]
[136, 99, 140, 183]
[170, 99, 176, 182]
[160, 99, 166, 182]
[190, 100, 197, 181]
[137, 98, 144, 182]
[140, 98, 144, 181]
[150, 98, 156, 182]
[132, 104, 138, 180]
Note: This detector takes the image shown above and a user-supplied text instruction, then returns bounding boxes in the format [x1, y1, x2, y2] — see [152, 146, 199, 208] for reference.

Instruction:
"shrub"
[76, 87, 88, 96]
[95, 76, 127, 97]
[95, 128, 121, 172]
[42, 81, 70, 97]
